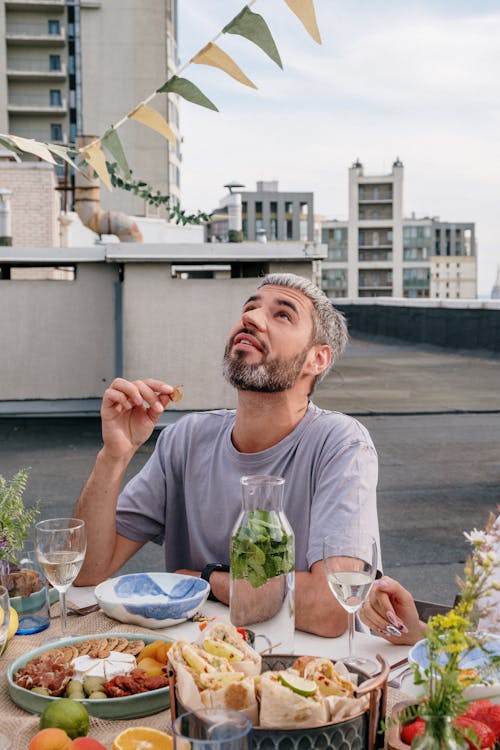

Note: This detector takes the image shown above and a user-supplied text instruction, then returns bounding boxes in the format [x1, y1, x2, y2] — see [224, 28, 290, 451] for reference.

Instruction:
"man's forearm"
[73, 447, 132, 585]
[203, 565, 348, 638]
[295, 564, 348, 636]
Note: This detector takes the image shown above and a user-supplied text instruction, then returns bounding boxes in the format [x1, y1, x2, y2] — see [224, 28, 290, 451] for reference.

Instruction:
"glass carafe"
[230, 475, 295, 652]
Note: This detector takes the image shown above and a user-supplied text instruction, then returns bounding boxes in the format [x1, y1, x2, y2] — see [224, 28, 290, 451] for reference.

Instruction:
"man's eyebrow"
[276, 297, 298, 314]
[243, 294, 260, 306]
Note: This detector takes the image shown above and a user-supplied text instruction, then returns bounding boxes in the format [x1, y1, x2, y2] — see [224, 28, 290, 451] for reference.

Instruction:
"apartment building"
[206, 181, 314, 243]
[321, 160, 476, 299]
[1, 0, 180, 216]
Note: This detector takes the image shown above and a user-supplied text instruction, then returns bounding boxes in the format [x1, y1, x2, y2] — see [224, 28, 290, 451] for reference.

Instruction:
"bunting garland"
[0, 0, 322, 190]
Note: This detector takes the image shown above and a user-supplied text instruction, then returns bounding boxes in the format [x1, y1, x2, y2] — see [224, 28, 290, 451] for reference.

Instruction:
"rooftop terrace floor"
[1, 335, 498, 607]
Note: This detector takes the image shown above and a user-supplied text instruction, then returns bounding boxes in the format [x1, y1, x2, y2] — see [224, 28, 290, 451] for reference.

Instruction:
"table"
[0, 587, 411, 750]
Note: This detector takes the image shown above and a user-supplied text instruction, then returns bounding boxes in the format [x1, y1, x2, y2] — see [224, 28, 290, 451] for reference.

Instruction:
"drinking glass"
[323, 530, 378, 672]
[35, 518, 86, 636]
[0, 585, 10, 656]
[173, 709, 252, 750]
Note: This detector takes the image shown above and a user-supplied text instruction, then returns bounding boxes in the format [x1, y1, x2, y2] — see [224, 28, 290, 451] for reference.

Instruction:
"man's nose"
[241, 307, 266, 331]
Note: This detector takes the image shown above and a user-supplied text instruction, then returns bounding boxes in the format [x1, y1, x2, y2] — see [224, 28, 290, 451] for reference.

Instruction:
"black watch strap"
[201, 563, 230, 601]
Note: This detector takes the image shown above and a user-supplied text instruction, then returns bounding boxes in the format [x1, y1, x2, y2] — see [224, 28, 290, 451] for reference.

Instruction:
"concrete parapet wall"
[333, 298, 500, 352]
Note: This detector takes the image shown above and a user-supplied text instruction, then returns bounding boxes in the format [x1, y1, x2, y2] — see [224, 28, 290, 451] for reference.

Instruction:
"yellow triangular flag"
[192, 42, 257, 89]
[8, 135, 56, 164]
[129, 103, 176, 147]
[283, 0, 321, 44]
[81, 141, 112, 190]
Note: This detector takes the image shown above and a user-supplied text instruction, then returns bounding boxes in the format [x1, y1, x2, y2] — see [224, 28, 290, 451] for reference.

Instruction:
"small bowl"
[95, 572, 210, 628]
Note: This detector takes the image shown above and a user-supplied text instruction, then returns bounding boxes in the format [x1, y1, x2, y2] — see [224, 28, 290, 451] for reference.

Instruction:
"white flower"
[464, 529, 487, 545]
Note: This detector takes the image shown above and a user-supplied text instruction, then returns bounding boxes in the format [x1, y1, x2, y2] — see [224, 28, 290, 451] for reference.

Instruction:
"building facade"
[1, 0, 180, 216]
[207, 181, 314, 244]
[321, 160, 476, 299]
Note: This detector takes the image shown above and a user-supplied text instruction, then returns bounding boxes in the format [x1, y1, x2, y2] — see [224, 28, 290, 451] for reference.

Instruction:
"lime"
[40, 698, 89, 739]
[278, 672, 317, 696]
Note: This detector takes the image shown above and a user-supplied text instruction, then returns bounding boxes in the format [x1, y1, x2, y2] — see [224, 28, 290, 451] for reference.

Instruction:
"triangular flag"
[46, 143, 79, 170]
[191, 42, 257, 89]
[283, 0, 321, 44]
[101, 127, 131, 177]
[157, 76, 219, 111]
[7, 135, 56, 164]
[223, 6, 283, 69]
[0, 135, 21, 155]
[128, 103, 177, 147]
[80, 141, 112, 190]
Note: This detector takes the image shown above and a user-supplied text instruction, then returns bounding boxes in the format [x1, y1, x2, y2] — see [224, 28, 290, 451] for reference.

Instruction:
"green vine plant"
[106, 162, 210, 226]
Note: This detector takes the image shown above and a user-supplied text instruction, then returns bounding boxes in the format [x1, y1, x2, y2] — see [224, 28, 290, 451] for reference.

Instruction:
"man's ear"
[304, 344, 332, 376]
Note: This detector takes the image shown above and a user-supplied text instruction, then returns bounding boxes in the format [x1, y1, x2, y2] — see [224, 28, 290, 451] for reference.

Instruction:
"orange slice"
[112, 727, 173, 750]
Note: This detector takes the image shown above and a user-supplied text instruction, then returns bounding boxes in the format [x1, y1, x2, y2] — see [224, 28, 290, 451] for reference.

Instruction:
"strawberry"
[454, 715, 495, 749]
[400, 717, 426, 745]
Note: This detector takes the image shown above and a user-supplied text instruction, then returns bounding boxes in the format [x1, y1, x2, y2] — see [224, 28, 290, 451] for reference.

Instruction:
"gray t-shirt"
[116, 402, 379, 572]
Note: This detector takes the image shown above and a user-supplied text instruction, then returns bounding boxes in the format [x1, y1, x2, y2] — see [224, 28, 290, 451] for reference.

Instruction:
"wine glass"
[35, 518, 86, 637]
[0, 585, 11, 656]
[323, 530, 378, 672]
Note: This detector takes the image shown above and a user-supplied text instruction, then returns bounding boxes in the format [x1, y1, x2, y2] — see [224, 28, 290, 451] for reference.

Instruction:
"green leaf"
[223, 6, 283, 69]
[101, 128, 131, 178]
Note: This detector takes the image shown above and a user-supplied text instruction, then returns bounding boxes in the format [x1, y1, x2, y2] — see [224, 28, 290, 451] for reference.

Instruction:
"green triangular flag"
[223, 6, 283, 69]
[101, 127, 131, 178]
[46, 143, 79, 170]
[157, 76, 218, 112]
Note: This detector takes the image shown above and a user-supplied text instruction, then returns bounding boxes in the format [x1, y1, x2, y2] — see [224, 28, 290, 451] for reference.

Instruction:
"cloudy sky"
[177, 1, 500, 296]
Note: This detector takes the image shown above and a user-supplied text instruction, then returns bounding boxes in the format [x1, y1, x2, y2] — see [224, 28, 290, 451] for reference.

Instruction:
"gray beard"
[222, 347, 308, 393]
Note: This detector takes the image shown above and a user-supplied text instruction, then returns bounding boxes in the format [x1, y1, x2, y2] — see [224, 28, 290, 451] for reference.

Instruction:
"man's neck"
[232, 390, 310, 453]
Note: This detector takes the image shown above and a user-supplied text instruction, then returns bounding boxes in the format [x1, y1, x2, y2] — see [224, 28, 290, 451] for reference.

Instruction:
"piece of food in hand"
[169, 385, 183, 402]
[257, 669, 328, 728]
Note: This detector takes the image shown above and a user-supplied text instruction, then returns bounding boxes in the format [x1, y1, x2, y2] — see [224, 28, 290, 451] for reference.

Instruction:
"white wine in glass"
[323, 530, 377, 672]
[35, 518, 86, 637]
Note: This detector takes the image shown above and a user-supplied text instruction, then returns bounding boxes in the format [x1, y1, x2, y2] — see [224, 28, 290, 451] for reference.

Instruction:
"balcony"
[7, 57, 66, 80]
[6, 0, 65, 8]
[6, 23, 66, 46]
[8, 93, 67, 114]
[359, 250, 393, 262]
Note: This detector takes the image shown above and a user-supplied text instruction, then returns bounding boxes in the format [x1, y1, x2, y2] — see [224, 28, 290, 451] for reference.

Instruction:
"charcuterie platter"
[7, 632, 172, 719]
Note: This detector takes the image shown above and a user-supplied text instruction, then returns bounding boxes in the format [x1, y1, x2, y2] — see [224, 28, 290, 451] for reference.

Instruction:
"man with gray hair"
[75, 273, 379, 637]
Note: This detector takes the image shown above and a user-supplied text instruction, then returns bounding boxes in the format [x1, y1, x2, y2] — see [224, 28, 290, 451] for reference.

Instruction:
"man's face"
[223, 285, 316, 393]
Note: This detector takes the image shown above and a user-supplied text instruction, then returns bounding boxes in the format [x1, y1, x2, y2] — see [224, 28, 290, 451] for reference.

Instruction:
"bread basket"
[169, 653, 389, 750]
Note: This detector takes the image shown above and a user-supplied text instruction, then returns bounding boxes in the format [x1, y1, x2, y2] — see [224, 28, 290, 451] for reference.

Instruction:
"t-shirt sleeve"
[115, 427, 172, 545]
[306, 437, 380, 569]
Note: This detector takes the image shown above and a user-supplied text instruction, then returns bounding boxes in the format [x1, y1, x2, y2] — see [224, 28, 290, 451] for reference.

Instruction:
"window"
[50, 123, 63, 141]
[285, 201, 293, 214]
[255, 201, 262, 215]
[48, 19, 60, 35]
[270, 218, 277, 240]
[50, 90, 62, 106]
[270, 201, 277, 216]
[49, 55, 61, 71]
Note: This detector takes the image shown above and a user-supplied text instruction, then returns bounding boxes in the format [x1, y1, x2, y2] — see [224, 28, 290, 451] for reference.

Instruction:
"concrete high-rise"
[1, 0, 180, 216]
[321, 160, 476, 299]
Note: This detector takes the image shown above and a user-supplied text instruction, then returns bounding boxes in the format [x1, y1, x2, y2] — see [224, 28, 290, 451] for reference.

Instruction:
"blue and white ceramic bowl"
[95, 572, 210, 628]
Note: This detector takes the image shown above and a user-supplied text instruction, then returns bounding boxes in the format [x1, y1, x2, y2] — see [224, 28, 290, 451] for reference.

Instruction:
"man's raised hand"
[101, 378, 174, 459]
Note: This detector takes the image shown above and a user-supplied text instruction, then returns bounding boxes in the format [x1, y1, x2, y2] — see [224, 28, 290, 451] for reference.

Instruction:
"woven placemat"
[0, 608, 172, 749]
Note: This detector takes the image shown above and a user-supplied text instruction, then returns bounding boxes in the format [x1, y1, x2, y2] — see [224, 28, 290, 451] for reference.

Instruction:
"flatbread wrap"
[197, 621, 262, 676]
[257, 669, 328, 728]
